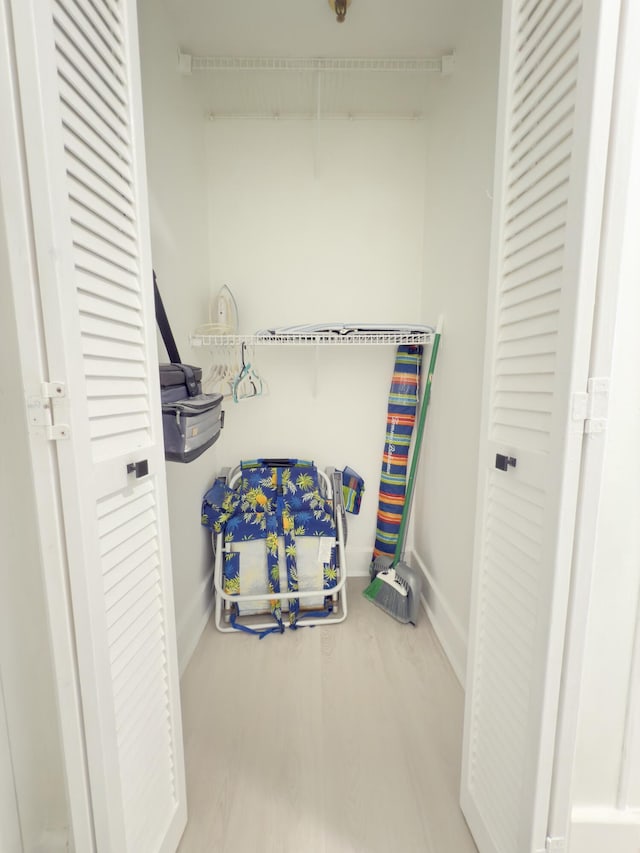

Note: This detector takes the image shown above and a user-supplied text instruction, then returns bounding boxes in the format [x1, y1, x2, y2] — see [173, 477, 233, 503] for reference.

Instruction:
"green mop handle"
[393, 321, 442, 565]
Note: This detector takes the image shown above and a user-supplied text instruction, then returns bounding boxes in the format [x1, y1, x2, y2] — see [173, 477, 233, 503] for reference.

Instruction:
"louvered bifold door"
[461, 2, 619, 853]
[10, 1, 186, 851]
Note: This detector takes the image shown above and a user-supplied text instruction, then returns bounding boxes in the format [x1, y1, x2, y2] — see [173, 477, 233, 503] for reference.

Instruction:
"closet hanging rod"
[179, 53, 455, 75]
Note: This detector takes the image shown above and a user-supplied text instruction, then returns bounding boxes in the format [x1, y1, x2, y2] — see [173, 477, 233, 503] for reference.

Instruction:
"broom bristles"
[363, 570, 411, 622]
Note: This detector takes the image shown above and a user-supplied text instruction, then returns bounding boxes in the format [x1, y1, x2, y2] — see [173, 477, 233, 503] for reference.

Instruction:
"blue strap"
[229, 605, 284, 639]
[289, 603, 334, 629]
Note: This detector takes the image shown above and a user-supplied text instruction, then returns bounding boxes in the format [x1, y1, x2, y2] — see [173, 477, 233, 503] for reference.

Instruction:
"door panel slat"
[502, 248, 564, 292]
[78, 288, 143, 328]
[506, 165, 571, 223]
[60, 83, 132, 172]
[66, 154, 136, 226]
[63, 119, 134, 203]
[53, 13, 127, 113]
[97, 489, 156, 536]
[55, 0, 125, 84]
[103, 541, 158, 594]
[56, 52, 127, 150]
[513, 3, 580, 94]
[71, 202, 137, 263]
[68, 177, 136, 241]
[516, 0, 567, 48]
[499, 287, 560, 323]
[108, 583, 161, 651]
[507, 133, 573, 200]
[510, 60, 578, 151]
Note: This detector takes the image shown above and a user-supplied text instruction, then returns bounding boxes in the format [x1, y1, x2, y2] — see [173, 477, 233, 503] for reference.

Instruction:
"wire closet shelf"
[182, 54, 454, 74]
[179, 52, 456, 121]
[190, 330, 434, 347]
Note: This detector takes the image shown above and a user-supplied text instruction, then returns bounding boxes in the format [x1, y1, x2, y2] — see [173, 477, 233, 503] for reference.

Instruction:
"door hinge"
[571, 377, 609, 435]
[545, 836, 565, 852]
[27, 382, 71, 440]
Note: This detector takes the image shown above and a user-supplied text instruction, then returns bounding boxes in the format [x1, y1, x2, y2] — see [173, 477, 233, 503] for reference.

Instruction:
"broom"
[364, 320, 442, 623]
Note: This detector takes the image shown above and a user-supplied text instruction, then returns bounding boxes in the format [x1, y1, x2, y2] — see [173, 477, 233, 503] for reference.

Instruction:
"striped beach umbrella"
[372, 345, 423, 562]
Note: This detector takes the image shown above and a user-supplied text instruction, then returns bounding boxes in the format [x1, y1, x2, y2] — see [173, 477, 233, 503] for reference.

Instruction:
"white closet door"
[461, 2, 619, 852]
[9, 1, 186, 851]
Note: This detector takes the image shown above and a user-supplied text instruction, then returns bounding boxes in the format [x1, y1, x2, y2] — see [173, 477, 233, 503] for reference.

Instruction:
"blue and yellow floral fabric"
[202, 460, 338, 629]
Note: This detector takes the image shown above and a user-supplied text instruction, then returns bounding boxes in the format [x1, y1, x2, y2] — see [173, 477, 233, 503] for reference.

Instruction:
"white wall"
[204, 117, 428, 573]
[138, 0, 221, 672]
[411, 1, 502, 682]
[205, 119, 426, 329]
[0, 195, 68, 850]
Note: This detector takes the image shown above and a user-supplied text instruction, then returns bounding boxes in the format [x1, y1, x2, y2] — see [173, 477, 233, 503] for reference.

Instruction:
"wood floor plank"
[177, 579, 478, 853]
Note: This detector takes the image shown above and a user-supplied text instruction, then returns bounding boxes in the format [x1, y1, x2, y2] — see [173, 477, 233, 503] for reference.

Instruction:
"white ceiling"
[162, 0, 465, 59]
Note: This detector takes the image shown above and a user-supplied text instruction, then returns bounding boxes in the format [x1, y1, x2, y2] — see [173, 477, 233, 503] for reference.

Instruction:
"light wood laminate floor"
[177, 578, 478, 853]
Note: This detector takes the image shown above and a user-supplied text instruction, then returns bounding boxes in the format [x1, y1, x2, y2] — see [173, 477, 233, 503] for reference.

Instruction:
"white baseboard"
[346, 546, 375, 578]
[408, 550, 468, 687]
[569, 807, 640, 853]
[177, 570, 214, 677]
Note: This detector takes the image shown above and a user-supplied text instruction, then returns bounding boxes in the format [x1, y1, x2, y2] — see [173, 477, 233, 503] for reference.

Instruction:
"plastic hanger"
[232, 343, 264, 402]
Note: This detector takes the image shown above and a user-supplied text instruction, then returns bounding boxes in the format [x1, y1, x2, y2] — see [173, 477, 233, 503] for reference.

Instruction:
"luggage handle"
[258, 458, 298, 467]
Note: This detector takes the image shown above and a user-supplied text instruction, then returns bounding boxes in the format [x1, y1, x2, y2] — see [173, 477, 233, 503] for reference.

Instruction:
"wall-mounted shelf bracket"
[177, 51, 192, 74]
[441, 53, 456, 76]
